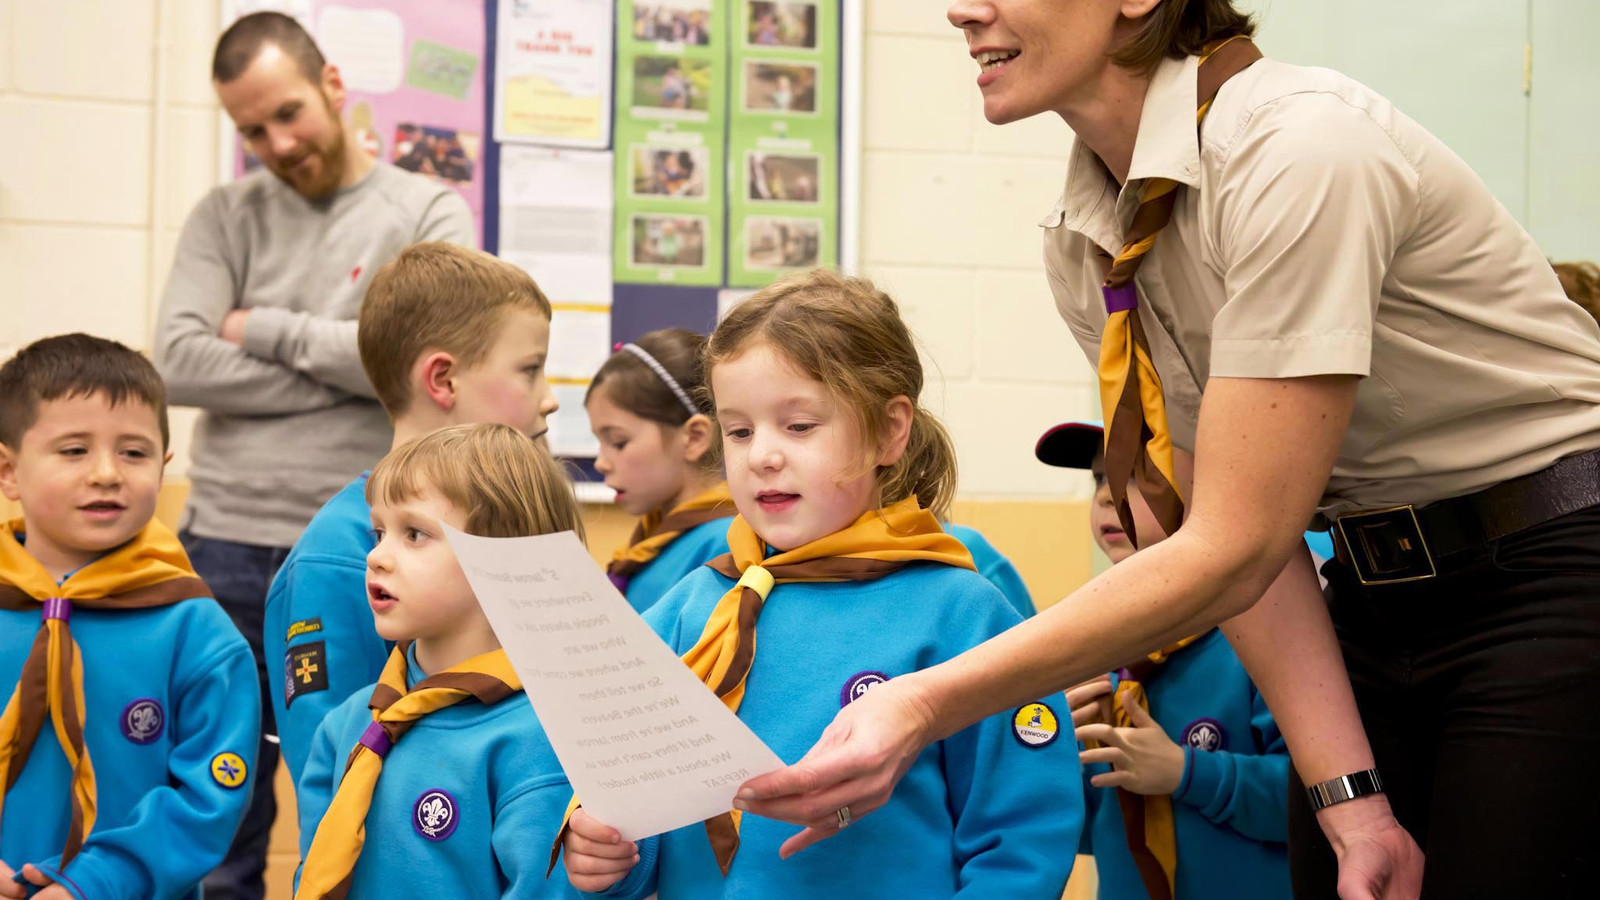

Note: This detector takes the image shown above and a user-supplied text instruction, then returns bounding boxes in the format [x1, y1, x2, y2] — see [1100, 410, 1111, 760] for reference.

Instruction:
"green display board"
[611, 0, 840, 289]
[613, 0, 729, 286]
[727, 0, 840, 286]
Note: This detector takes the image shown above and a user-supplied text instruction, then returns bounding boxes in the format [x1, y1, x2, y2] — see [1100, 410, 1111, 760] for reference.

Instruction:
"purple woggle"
[359, 721, 393, 758]
[41, 597, 71, 622]
[608, 573, 630, 593]
[1102, 283, 1139, 314]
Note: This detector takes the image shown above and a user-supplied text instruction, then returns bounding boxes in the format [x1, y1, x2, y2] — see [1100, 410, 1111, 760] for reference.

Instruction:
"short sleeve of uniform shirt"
[1204, 90, 1418, 379]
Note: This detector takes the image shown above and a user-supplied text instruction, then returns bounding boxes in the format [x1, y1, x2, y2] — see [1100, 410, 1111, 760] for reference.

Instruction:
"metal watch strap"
[1306, 768, 1385, 812]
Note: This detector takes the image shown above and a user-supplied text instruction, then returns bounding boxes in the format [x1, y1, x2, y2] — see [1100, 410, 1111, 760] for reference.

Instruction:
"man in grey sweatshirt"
[152, 13, 472, 900]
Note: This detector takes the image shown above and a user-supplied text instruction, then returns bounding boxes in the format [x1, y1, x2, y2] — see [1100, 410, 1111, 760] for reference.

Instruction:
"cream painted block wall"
[0, 0, 214, 474]
[861, 3, 1099, 505]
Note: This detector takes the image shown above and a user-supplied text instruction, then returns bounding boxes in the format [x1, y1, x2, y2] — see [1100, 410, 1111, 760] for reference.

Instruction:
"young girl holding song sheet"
[587, 329, 735, 614]
[561, 270, 1083, 899]
[292, 425, 581, 900]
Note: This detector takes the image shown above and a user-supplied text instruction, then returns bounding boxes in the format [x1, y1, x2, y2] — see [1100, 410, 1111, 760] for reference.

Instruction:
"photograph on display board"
[391, 123, 478, 183]
[631, 145, 710, 199]
[632, 1, 714, 45]
[746, 1, 817, 49]
[747, 152, 820, 203]
[745, 216, 822, 270]
[630, 214, 710, 268]
[743, 60, 818, 113]
[633, 55, 714, 113]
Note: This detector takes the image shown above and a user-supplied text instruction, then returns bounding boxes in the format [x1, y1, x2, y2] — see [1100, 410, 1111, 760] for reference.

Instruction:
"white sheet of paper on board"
[444, 527, 785, 841]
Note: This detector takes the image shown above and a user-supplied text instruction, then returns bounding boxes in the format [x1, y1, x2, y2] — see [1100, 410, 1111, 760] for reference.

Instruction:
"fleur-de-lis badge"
[413, 789, 459, 841]
[121, 698, 164, 745]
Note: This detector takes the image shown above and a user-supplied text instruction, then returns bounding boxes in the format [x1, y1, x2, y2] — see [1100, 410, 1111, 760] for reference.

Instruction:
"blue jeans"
[181, 533, 290, 900]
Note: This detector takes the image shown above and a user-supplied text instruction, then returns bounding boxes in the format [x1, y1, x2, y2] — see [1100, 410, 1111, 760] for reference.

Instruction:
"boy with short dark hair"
[0, 334, 259, 900]
[266, 243, 560, 786]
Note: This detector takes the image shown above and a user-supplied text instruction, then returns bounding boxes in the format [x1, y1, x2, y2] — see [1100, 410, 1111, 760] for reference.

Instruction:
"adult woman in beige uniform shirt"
[731, 2, 1600, 898]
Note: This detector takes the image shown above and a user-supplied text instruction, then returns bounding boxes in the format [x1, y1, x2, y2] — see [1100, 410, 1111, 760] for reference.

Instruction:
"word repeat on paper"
[446, 528, 783, 840]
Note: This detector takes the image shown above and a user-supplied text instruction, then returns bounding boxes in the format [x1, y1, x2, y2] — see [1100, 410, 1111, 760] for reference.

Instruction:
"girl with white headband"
[586, 329, 735, 613]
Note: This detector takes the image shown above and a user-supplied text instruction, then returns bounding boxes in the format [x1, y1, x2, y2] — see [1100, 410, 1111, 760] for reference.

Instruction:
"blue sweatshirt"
[1080, 629, 1290, 900]
[265, 475, 389, 786]
[295, 650, 580, 900]
[0, 596, 259, 900]
[944, 524, 1036, 617]
[595, 563, 1083, 900]
[620, 517, 733, 615]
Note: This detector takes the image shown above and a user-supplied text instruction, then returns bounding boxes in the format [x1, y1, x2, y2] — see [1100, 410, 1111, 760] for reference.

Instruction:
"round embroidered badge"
[839, 671, 890, 707]
[120, 698, 164, 745]
[210, 752, 248, 789]
[1181, 717, 1227, 752]
[1012, 702, 1061, 748]
[414, 789, 460, 841]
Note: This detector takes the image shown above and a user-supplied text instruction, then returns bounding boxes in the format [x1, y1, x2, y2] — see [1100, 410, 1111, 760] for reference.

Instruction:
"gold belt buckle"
[1335, 505, 1437, 586]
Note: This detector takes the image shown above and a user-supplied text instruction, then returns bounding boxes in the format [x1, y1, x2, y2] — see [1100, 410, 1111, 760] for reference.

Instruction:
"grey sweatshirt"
[155, 162, 474, 548]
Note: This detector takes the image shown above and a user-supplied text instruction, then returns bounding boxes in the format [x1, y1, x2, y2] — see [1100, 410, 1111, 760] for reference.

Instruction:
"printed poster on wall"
[726, 0, 838, 287]
[225, 0, 489, 244]
[493, 0, 614, 148]
[611, 0, 729, 287]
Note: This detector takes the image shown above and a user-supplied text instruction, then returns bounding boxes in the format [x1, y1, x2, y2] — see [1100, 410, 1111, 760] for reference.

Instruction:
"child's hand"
[562, 809, 638, 893]
[1066, 675, 1114, 727]
[16, 865, 71, 900]
[1074, 691, 1186, 796]
[0, 861, 25, 900]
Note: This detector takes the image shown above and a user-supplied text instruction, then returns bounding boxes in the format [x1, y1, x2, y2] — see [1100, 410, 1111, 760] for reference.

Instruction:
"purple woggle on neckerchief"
[359, 721, 393, 758]
[608, 572, 630, 593]
[41, 597, 71, 622]
[1102, 283, 1139, 314]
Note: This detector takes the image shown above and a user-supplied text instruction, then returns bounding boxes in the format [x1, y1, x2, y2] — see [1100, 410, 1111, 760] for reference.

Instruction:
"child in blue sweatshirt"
[293, 424, 581, 900]
[0, 335, 258, 900]
[561, 269, 1081, 899]
[944, 523, 1035, 617]
[1035, 420, 1290, 900]
[585, 330, 735, 614]
[266, 243, 561, 785]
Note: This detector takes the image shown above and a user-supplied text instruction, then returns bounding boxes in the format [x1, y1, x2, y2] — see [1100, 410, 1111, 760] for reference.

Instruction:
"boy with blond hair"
[0, 335, 259, 900]
[266, 243, 560, 785]
[293, 424, 581, 900]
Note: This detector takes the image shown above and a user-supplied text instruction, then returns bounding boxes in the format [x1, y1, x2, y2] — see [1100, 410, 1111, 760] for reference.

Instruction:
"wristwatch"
[1306, 768, 1385, 812]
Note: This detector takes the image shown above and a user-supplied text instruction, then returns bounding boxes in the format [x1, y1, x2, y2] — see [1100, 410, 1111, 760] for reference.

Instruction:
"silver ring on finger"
[835, 806, 853, 829]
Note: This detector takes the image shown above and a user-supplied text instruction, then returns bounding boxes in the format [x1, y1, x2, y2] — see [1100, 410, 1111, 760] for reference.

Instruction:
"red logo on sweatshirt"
[351, 265, 363, 283]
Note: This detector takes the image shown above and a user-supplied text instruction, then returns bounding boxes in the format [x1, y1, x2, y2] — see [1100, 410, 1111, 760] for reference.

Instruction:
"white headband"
[618, 343, 699, 417]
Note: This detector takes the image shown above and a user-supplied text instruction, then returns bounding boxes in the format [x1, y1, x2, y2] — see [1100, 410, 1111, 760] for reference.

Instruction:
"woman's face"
[946, 0, 1128, 125]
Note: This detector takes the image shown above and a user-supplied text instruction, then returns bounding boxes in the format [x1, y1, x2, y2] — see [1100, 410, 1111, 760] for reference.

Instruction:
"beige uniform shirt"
[1043, 55, 1600, 515]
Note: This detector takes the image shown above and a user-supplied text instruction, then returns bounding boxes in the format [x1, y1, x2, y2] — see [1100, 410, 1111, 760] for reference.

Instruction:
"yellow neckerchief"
[0, 517, 207, 866]
[1092, 633, 1209, 900]
[606, 483, 735, 588]
[551, 496, 977, 877]
[1094, 36, 1262, 548]
[295, 643, 520, 900]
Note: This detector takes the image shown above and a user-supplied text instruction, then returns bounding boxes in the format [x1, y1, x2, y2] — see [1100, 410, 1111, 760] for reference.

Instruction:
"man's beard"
[270, 100, 348, 200]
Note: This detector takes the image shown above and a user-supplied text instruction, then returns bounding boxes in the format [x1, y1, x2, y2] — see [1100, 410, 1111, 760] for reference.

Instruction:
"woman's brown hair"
[705, 269, 957, 519]
[367, 423, 585, 541]
[1552, 261, 1600, 326]
[1112, 0, 1257, 71]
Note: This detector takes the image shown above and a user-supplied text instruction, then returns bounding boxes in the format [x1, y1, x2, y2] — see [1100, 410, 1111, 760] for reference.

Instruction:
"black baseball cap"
[1034, 420, 1104, 470]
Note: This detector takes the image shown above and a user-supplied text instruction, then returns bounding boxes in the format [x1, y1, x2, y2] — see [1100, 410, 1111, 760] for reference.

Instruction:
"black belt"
[1331, 447, 1600, 585]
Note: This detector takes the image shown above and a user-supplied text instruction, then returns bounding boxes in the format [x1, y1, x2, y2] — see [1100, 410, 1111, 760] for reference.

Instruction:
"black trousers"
[1289, 504, 1600, 898]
